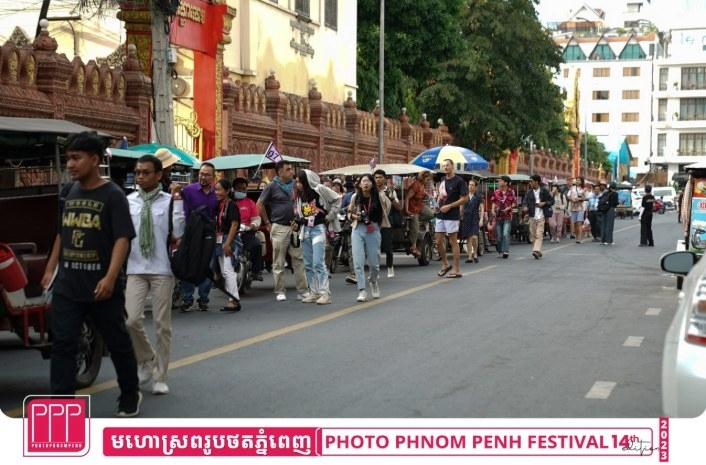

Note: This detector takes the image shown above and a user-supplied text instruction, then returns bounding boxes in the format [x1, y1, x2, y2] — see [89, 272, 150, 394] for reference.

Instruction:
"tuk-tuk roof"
[107, 148, 152, 160]
[196, 154, 311, 171]
[686, 161, 706, 172]
[0, 116, 109, 137]
[321, 163, 427, 176]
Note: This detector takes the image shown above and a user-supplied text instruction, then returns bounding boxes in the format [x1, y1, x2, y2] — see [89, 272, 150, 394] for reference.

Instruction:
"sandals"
[437, 265, 452, 277]
[446, 272, 463, 279]
[220, 302, 241, 313]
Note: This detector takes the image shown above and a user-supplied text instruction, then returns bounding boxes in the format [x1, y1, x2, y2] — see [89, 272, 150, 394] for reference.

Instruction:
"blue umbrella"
[411, 145, 489, 171]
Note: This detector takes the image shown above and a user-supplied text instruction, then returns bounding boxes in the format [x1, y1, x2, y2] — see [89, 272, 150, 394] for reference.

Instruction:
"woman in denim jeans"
[347, 174, 391, 302]
[295, 170, 340, 305]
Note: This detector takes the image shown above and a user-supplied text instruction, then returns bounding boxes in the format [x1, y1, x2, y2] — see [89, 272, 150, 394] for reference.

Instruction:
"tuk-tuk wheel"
[75, 320, 105, 389]
[418, 235, 433, 266]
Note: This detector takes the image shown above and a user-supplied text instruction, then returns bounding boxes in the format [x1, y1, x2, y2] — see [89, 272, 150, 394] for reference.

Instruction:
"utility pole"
[151, 3, 175, 146]
[584, 115, 588, 178]
[378, 0, 385, 163]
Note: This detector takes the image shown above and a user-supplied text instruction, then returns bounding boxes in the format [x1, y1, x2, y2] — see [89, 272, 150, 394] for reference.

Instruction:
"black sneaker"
[253, 272, 264, 281]
[502, 253, 509, 259]
[178, 301, 193, 313]
[197, 300, 209, 312]
[115, 391, 142, 417]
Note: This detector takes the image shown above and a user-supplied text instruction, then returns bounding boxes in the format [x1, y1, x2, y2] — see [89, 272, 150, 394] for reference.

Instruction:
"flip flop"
[446, 272, 463, 278]
[437, 265, 452, 277]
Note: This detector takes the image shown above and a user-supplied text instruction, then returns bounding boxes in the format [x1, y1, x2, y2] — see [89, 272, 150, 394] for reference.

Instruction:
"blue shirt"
[182, 182, 217, 218]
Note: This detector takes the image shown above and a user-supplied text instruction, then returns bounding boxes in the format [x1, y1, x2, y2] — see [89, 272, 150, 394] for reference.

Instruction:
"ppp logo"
[23, 396, 90, 456]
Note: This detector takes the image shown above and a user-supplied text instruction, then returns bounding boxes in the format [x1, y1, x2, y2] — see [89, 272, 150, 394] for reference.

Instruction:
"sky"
[536, 0, 706, 29]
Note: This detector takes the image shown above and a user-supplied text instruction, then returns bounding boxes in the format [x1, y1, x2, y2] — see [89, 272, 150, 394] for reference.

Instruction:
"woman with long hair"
[295, 170, 340, 305]
[548, 184, 568, 242]
[347, 174, 391, 302]
[460, 179, 484, 263]
[214, 178, 241, 312]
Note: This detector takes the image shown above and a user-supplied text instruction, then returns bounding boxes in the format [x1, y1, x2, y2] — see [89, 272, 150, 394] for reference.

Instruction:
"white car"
[661, 251, 706, 417]
[653, 186, 676, 210]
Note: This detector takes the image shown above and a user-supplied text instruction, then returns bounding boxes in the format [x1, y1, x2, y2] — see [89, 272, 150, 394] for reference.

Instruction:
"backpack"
[598, 192, 610, 212]
[170, 205, 215, 285]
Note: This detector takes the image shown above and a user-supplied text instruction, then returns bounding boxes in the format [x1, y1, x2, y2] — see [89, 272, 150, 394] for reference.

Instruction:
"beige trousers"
[125, 274, 175, 383]
[529, 217, 546, 253]
[270, 223, 308, 295]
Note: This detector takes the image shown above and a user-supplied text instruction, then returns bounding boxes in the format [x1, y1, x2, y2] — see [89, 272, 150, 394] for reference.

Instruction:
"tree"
[357, 0, 464, 121]
[582, 133, 612, 171]
[417, 0, 568, 158]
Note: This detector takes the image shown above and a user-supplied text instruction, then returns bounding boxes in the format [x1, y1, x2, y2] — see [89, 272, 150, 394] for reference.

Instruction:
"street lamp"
[378, 0, 385, 163]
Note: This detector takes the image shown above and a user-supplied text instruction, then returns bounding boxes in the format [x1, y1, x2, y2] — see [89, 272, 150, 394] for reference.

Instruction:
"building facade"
[652, 27, 706, 180]
[554, 31, 658, 178]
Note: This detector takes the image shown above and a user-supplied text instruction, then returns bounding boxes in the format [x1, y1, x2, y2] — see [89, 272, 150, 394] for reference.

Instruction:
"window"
[593, 67, 610, 77]
[622, 112, 640, 122]
[563, 68, 569, 78]
[657, 133, 666, 157]
[623, 67, 640, 77]
[325, 0, 338, 30]
[626, 2, 642, 13]
[593, 90, 610, 100]
[590, 44, 616, 60]
[679, 133, 706, 156]
[563, 44, 586, 62]
[658, 99, 667, 121]
[295, 0, 310, 17]
[619, 43, 646, 60]
[626, 135, 640, 144]
[681, 67, 706, 90]
[592, 113, 610, 122]
[659, 68, 668, 91]
[680, 98, 706, 120]
[622, 90, 640, 99]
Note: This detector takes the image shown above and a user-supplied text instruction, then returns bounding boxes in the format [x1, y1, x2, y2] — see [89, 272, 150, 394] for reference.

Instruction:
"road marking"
[646, 307, 662, 316]
[585, 381, 617, 400]
[623, 336, 645, 348]
[1, 265, 497, 418]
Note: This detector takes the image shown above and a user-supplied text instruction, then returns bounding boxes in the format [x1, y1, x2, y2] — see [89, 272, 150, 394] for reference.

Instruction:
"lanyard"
[217, 199, 229, 231]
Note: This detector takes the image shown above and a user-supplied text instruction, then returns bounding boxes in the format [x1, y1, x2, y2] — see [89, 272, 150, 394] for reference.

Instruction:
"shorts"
[435, 219, 460, 234]
[570, 211, 585, 224]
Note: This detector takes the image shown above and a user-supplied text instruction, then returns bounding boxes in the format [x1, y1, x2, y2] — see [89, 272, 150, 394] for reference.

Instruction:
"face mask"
[234, 191, 247, 200]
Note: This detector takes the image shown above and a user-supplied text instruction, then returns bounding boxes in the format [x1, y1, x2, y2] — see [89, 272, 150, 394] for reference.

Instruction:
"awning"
[199, 154, 311, 171]
[321, 163, 427, 176]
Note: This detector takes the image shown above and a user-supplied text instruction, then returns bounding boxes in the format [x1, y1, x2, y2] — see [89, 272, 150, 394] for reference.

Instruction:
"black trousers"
[640, 215, 654, 246]
[241, 231, 263, 273]
[588, 211, 601, 238]
[380, 227, 394, 268]
[50, 292, 138, 395]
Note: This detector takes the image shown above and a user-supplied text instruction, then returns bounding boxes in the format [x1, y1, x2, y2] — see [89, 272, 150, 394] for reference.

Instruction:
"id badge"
[366, 224, 374, 234]
[216, 233, 223, 244]
[307, 216, 315, 228]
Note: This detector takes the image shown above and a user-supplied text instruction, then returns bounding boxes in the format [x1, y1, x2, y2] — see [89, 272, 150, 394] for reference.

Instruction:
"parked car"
[660, 251, 706, 417]
[653, 186, 677, 210]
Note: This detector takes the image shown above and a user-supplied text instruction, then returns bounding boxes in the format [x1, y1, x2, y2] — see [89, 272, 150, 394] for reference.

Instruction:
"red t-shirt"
[236, 197, 259, 226]
[407, 179, 426, 214]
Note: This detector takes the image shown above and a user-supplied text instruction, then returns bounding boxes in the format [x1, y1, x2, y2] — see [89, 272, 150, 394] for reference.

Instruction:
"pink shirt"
[236, 197, 258, 226]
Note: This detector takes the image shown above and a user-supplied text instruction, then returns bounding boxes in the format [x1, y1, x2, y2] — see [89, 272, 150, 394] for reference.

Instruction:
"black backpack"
[598, 192, 611, 212]
[170, 205, 215, 285]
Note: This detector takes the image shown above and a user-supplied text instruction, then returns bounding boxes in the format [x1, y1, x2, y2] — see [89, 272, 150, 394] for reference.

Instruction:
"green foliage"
[582, 134, 612, 171]
[358, 0, 569, 160]
[357, 0, 464, 121]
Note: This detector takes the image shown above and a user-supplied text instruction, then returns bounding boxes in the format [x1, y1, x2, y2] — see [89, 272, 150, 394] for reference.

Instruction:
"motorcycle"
[328, 212, 351, 273]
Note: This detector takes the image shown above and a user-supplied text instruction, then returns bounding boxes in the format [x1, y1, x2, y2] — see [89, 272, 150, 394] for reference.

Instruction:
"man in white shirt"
[125, 155, 185, 395]
[522, 175, 554, 259]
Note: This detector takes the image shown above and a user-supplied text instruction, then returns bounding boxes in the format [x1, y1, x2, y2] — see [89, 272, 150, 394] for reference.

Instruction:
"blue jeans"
[495, 219, 512, 254]
[302, 223, 329, 296]
[180, 278, 212, 305]
[352, 223, 381, 291]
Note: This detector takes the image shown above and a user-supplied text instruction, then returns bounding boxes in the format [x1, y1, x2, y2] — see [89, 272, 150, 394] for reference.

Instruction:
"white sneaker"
[316, 293, 331, 305]
[276, 293, 287, 302]
[151, 381, 170, 395]
[137, 361, 153, 385]
[296, 292, 308, 301]
[370, 281, 380, 299]
[356, 290, 367, 302]
[387, 266, 395, 278]
[301, 292, 319, 303]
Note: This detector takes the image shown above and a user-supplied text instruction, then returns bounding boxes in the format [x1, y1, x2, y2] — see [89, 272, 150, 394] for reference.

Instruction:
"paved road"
[0, 212, 683, 418]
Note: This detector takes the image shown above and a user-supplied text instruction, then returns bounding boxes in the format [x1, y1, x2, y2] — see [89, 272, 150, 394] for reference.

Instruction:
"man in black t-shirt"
[41, 132, 141, 417]
[434, 159, 469, 278]
[639, 184, 655, 247]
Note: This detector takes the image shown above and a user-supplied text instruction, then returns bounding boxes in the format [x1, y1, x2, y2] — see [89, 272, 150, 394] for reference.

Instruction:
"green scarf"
[138, 186, 162, 259]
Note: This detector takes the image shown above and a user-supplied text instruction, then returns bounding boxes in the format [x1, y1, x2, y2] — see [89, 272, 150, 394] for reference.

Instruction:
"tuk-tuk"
[321, 163, 435, 266]
[0, 116, 106, 388]
[615, 182, 636, 219]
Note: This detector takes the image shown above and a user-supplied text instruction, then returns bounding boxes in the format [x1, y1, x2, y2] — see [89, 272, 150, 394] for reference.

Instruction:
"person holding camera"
[347, 174, 391, 302]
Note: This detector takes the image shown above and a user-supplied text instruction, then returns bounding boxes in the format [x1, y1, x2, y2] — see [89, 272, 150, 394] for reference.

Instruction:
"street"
[0, 213, 682, 418]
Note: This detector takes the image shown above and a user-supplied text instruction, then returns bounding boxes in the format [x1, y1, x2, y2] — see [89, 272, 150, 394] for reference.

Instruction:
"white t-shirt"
[533, 188, 544, 220]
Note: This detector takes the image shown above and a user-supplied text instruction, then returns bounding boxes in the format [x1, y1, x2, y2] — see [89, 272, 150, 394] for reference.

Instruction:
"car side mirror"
[661, 251, 698, 275]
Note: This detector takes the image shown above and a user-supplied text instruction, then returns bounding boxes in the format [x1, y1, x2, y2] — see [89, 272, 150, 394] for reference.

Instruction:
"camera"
[360, 210, 370, 225]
